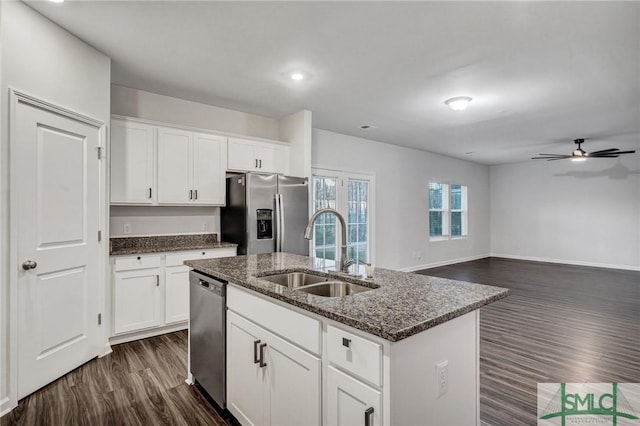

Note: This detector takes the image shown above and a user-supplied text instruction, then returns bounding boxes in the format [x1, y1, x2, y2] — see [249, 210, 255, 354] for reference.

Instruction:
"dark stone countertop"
[185, 252, 509, 342]
[110, 234, 237, 256]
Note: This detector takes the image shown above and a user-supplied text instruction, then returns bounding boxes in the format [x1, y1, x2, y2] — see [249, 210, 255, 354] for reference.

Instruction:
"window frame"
[429, 181, 468, 242]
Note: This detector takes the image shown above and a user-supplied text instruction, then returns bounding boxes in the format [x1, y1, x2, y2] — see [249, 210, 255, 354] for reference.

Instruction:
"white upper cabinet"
[110, 119, 155, 204]
[157, 127, 192, 204]
[110, 118, 227, 206]
[228, 137, 289, 174]
[157, 127, 227, 205]
[192, 133, 227, 205]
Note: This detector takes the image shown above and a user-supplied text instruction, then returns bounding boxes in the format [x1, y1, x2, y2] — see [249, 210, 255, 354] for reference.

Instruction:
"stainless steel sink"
[295, 281, 374, 297]
[258, 272, 330, 288]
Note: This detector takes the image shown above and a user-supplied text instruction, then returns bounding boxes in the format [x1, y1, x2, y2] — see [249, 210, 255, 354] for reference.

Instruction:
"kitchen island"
[186, 252, 509, 426]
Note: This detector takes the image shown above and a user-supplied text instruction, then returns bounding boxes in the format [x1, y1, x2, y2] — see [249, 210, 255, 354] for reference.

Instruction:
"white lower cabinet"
[327, 366, 381, 426]
[227, 310, 321, 426]
[113, 265, 163, 334]
[164, 264, 190, 324]
[111, 247, 236, 341]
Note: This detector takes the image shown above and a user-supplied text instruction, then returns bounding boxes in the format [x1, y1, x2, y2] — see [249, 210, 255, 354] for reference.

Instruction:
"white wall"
[0, 1, 111, 414]
[111, 85, 281, 140]
[110, 206, 219, 237]
[312, 129, 491, 271]
[490, 151, 640, 270]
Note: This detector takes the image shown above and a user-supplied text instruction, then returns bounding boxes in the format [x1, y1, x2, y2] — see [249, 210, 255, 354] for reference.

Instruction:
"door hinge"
[97, 146, 104, 159]
[98, 230, 102, 242]
[98, 313, 102, 325]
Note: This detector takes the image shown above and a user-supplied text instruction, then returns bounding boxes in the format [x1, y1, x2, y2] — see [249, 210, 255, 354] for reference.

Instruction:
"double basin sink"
[257, 271, 376, 297]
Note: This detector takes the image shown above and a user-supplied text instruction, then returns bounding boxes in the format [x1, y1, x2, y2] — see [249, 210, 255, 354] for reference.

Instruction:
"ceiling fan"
[532, 139, 637, 161]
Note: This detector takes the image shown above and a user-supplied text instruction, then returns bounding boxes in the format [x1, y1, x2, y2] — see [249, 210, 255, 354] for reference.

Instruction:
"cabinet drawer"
[327, 325, 382, 386]
[165, 248, 236, 266]
[227, 285, 321, 355]
[114, 255, 162, 272]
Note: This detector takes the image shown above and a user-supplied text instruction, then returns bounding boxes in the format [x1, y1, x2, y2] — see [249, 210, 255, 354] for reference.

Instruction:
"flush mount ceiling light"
[445, 96, 472, 111]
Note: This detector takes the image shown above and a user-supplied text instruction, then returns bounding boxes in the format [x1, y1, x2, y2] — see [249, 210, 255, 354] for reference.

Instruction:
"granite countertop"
[185, 252, 509, 342]
[110, 234, 237, 256]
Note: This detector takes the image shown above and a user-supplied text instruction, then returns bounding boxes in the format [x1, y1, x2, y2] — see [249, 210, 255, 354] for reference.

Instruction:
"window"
[311, 169, 374, 264]
[429, 182, 467, 240]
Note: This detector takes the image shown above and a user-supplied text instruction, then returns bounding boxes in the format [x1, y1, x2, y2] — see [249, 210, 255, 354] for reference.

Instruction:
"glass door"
[311, 169, 374, 264]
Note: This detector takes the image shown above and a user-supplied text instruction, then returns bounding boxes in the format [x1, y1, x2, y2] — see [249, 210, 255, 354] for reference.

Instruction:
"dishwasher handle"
[192, 272, 227, 296]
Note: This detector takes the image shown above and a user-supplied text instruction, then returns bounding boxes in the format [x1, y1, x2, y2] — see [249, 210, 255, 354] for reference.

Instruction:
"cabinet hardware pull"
[342, 337, 351, 348]
[194, 189, 198, 200]
[253, 340, 261, 364]
[156, 275, 159, 286]
[259, 159, 262, 168]
[255, 158, 259, 168]
[364, 407, 374, 426]
[259, 343, 267, 367]
[148, 188, 152, 199]
[189, 189, 193, 200]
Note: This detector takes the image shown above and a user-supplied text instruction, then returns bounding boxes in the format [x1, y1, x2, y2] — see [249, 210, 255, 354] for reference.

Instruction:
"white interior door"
[14, 96, 102, 399]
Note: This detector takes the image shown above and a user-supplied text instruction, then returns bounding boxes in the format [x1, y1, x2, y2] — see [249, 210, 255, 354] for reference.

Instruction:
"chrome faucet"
[304, 208, 354, 274]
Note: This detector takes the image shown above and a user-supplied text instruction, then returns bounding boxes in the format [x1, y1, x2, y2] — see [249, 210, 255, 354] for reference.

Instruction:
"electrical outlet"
[436, 360, 449, 398]
[123, 223, 132, 235]
[202, 222, 208, 231]
[416, 251, 422, 260]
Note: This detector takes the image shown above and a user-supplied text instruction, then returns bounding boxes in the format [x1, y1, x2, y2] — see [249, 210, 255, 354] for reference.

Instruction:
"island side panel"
[389, 310, 479, 426]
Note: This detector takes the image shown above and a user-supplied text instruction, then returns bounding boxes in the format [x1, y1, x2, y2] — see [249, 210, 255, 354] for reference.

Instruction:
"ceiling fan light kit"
[532, 138, 637, 161]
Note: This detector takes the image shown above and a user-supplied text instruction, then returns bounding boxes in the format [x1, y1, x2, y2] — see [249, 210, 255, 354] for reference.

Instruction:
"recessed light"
[49, 0, 64, 3]
[445, 96, 472, 111]
[290, 71, 306, 81]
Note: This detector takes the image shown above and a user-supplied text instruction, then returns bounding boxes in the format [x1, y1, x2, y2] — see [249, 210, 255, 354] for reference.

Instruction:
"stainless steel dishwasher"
[189, 270, 227, 409]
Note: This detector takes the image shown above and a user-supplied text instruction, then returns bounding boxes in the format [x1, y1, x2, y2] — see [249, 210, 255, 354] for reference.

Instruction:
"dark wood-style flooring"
[2, 257, 639, 426]
[0, 330, 229, 426]
[419, 257, 640, 426]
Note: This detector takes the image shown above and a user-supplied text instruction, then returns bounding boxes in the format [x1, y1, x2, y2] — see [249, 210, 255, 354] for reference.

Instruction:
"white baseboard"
[400, 254, 490, 272]
[99, 342, 113, 358]
[490, 253, 640, 272]
[109, 322, 188, 346]
[0, 397, 14, 418]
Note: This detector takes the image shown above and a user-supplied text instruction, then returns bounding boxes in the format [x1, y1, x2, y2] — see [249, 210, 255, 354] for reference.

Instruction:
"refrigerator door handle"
[274, 193, 282, 252]
[278, 193, 285, 252]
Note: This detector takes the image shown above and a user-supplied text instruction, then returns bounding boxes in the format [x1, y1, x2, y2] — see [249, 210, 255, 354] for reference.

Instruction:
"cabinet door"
[113, 268, 163, 334]
[193, 133, 227, 205]
[327, 366, 382, 426]
[110, 120, 155, 204]
[228, 138, 258, 171]
[157, 127, 192, 204]
[257, 143, 288, 174]
[227, 311, 266, 426]
[164, 265, 189, 324]
[264, 328, 321, 426]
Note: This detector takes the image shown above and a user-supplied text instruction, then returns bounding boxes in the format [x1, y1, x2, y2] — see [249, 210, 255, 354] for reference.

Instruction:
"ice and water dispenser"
[256, 209, 273, 240]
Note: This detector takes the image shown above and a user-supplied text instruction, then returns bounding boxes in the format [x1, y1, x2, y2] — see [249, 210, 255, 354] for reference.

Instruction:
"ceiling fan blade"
[590, 155, 620, 158]
[532, 156, 569, 160]
[546, 157, 570, 161]
[588, 148, 620, 155]
[610, 150, 636, 155]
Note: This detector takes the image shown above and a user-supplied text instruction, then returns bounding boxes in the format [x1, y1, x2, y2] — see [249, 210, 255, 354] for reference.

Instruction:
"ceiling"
[26, 1, 640, 165]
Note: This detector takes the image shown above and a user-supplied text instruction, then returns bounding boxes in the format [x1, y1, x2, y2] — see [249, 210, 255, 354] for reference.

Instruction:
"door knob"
[22, 260, 37, 270]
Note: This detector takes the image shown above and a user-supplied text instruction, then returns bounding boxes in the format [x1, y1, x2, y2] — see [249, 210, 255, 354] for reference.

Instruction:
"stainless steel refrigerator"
[221, 173, 309, 256]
